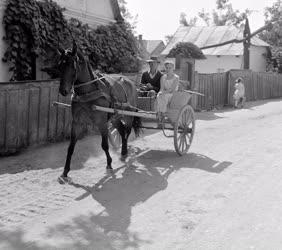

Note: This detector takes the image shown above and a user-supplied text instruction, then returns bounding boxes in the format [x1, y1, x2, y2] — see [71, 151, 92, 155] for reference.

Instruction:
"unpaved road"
[1, 99, 282, 250]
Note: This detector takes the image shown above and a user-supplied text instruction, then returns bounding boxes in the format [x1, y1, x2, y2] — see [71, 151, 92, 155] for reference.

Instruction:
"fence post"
[191, 71, 199, 109]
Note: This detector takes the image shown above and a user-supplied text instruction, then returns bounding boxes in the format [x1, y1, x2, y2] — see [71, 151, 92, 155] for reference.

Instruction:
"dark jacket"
[141, 71, 162, 92]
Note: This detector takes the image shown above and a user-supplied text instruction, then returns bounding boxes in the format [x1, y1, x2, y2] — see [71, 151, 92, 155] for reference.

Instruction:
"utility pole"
[243, 18, 251, 69]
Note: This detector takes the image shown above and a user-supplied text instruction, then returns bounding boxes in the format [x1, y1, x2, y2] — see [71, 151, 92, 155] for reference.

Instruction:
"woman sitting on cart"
[156, 59, 179, 122]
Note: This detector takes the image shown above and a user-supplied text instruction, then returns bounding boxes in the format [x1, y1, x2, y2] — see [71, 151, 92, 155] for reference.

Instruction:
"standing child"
[233, 77, 245, 108]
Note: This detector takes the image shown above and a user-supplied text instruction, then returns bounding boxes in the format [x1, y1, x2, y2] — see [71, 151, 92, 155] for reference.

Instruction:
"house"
[138, 35, 165, 58]
[161, 26, 270, 73]
[137, 35, 166, 72]
[0, 0, 122, 82]
[53, 0, 122, 28]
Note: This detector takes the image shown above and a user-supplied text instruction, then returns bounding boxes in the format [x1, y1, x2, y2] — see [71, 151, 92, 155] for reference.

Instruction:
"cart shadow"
[68, 149, 231, 236]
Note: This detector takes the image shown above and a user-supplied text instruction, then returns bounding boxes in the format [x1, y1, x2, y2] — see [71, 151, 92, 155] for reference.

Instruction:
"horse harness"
[71, 61, 132, 115]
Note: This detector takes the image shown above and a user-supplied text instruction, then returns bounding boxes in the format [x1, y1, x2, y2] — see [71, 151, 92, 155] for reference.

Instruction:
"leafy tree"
[198, 9, 211, 26]
[118, 0, 138, 32]
[259, 0, 282, 49]
[3, 0, 140, 81]
[165, 35, 173, 44]
[176, 0, 251, 28]
[211, 0, 252, 27]
[179, 12, 198, 26]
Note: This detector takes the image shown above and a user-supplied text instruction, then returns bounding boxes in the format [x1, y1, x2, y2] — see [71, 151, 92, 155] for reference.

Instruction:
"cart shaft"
[92, 105, 156, 119]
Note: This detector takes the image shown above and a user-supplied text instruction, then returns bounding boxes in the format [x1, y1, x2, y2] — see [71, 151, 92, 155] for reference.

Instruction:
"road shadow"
[196, 111, 225, 121]
[136, 150, 232, 174]
[0, 149, 231, 249]
[60, 149, 231, 245]
[0, 135, 104, 175]
[0, 132, 150, 175]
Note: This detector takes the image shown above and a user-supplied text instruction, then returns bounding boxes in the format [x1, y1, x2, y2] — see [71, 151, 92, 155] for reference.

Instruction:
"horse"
[57, 41, 142, 183]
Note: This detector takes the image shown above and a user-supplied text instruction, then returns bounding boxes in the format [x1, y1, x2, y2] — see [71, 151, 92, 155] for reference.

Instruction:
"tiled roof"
[162, 26, 270, 56]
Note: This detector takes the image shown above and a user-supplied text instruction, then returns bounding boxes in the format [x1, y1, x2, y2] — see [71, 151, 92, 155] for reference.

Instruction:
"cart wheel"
[174, 105, 195, 156]
[108, 123, 122, 150]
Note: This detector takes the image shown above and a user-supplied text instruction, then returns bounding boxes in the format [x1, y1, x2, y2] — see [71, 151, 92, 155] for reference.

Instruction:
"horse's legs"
[63, 127, 78, 176]
[116, 120, 131, 161]
[99, 126, 112, 170]
[58, 124, 78, 183]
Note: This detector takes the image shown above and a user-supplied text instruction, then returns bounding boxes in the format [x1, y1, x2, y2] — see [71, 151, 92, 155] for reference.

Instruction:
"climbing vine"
[3, 0, 139, 81]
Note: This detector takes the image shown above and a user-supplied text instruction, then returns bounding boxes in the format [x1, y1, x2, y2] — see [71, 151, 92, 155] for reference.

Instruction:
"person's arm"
[141, 72, 146, 84]
[159, 75, 165, 93]
[151, 72, 162, 92]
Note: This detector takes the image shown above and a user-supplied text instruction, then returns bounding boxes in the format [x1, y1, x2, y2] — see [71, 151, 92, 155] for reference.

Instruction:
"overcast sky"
[126, 0, 278, 41]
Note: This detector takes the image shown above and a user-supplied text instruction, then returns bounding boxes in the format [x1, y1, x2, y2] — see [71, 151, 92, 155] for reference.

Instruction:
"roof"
[162, 26, 270, 56]
[142, 40, 165, 55]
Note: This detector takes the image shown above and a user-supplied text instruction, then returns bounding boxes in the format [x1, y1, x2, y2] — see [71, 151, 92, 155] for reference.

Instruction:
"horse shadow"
[69, 149, 232, 234]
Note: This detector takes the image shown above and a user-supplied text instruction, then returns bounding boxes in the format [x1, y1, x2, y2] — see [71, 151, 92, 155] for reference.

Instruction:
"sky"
[126, 0, 278, 41]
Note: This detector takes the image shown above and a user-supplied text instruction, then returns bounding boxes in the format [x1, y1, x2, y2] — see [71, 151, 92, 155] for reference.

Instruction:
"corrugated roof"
[144, 40, 165, 54]
[162, 26, 270, 56]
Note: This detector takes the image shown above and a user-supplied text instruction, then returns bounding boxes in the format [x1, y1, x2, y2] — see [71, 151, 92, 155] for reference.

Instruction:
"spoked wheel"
[174, 105, 195, 156]
[108, 123, 122, 150]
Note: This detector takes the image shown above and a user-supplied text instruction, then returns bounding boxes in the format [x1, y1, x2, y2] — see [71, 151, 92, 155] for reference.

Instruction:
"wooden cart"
[54, 90, 202, 156]
[107, 90, 203, 155]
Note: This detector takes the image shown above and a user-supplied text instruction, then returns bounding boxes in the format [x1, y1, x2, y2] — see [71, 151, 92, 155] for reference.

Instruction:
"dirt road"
[1, 99, 282, 250]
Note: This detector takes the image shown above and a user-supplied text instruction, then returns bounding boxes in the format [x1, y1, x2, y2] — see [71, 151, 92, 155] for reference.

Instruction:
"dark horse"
[57, 41, 141, 183]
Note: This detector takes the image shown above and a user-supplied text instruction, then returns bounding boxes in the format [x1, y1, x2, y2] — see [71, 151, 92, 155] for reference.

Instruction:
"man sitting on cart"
[140, 56, 162, 97]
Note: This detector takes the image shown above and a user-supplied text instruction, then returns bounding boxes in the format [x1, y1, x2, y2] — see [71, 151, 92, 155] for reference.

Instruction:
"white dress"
[156, 74, 179, 113]
[233, 82, 245, 100]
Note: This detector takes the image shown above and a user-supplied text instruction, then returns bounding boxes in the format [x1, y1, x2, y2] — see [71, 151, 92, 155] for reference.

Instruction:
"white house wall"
[53, 0, 116, 27]
[195, 55, 243, 74]
[195, 45, 268, 73]
[249, 45, 267, 72]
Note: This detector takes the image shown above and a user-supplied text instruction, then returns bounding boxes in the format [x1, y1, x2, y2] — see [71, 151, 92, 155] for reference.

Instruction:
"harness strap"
[74, 76, 107, 89]
[72, 89, 111, 103]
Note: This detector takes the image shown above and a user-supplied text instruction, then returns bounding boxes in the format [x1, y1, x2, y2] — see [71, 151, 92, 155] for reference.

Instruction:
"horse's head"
[58, 41, 84, 96]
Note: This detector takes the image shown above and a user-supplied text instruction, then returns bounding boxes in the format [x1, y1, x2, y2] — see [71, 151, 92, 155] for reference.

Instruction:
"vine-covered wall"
[2, 0, 140, 81]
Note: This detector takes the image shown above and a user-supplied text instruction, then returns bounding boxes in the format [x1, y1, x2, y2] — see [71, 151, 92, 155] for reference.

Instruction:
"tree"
[118, 0, 138, 31]
[179, 12, 198, 26]
[259, 0, 282, 48]
[212, 0, 252, 27]
[178, 0, 252, 28]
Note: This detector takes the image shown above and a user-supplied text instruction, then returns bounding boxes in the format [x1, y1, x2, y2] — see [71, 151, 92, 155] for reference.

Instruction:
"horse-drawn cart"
[54, 90, 202, 156]
[54, 89, 203, 156]
[101, 90, 203, 155]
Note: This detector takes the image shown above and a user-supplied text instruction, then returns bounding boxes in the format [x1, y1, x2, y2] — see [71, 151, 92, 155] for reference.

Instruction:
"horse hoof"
[120, 154, 128, 162]
[57, 176, 72, 184]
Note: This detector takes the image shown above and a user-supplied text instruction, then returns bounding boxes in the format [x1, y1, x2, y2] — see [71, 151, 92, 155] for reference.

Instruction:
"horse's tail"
[132, 115, 142, 137]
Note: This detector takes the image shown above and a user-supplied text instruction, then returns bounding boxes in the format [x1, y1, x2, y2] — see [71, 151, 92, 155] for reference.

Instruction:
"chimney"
[138, 34, 143, 41]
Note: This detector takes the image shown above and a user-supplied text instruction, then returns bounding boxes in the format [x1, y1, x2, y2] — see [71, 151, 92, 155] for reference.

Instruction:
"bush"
[3, 0, 140, 81]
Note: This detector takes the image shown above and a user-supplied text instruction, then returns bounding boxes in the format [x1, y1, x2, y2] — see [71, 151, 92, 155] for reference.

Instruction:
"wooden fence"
[195, 70, 282, 110]
[2, 70, 282, 155]
[0, 80, 71, 155]
[196, 72, 228, 110]
[0, 73, 142, 155]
